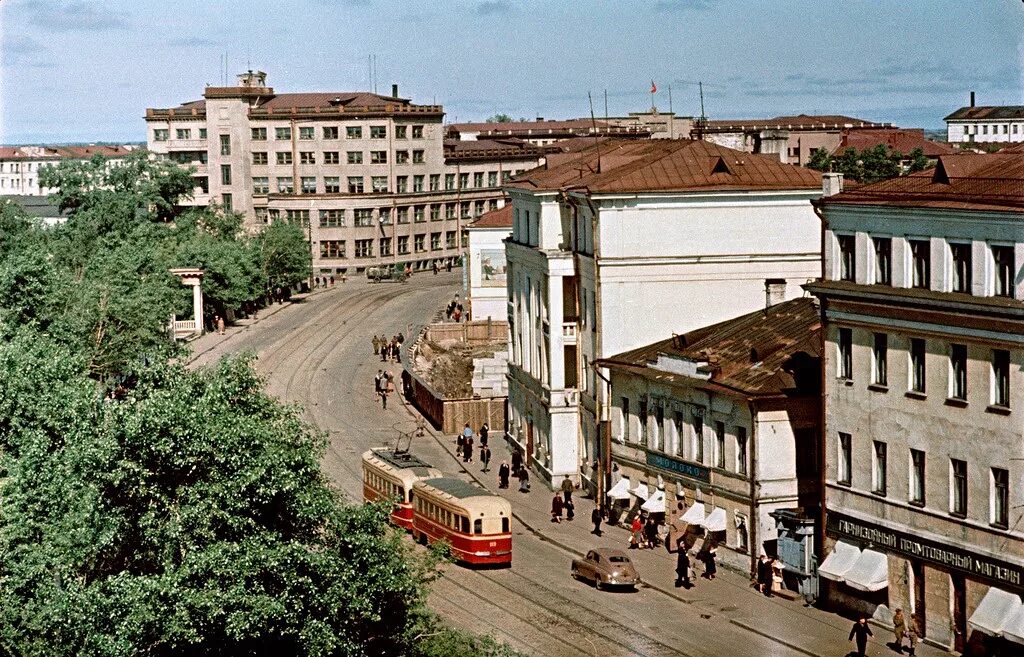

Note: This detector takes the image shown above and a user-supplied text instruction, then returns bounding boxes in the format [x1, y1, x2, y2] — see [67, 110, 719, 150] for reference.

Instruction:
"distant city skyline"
[2, 0, 1023, 144]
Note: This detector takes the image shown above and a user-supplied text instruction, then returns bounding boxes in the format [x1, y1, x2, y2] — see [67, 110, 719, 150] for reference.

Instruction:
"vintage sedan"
[571, 548, 640, 590]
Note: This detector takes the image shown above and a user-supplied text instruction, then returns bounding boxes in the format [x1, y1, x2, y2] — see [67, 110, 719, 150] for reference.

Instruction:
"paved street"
[186, 272, 944, 657]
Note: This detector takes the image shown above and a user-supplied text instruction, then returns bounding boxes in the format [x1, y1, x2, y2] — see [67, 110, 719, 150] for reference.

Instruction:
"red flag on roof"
[650, 80, 657, 94]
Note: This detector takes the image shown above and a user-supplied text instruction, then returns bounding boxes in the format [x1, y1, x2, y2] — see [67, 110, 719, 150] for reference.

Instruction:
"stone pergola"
[169, 268, 204, 339]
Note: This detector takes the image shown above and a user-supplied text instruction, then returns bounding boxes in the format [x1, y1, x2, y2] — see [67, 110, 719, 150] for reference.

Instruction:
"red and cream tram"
[411, 477, 512, 566]
[361, 449, 442, 530]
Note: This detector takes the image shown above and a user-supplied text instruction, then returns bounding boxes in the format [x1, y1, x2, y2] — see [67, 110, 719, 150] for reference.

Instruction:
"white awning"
[680, 503, 705, 525]
[844, 548, 889, 592]
[1000, 600, 1024, 645]
[607, 478, 632, 500]
[969, 587, 1023, 637]
[818, 541, 861, 582]
[641, 489, 666, 513]
[702, 507, 727, 532]
[631, 482, 650, 499]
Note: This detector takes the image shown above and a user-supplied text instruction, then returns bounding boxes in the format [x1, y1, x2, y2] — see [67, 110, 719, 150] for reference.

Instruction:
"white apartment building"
[145, 71, 543, 274]
[503, 139, 823, 489]
[0, 145, 139, 196]
[465, 204, 512, 321]
[807, 153, 1024, 653]
[946, 93, 1024, 145]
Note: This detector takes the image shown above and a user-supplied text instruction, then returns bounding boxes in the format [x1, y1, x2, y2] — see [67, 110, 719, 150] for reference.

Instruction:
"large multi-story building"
[145, 71, 544, 274]
[0, 144, 140, 196]
[945, 93, 1024, 146]
[807, 153, 1024, 652]
[502, 138, 823, 491]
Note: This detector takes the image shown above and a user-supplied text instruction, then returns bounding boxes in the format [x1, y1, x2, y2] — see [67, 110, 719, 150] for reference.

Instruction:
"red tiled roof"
[256, 91, 407, 110]
[469, 203, 512, 229]
[0, 145, 138, 160]
[704, 114, 889, 132]
[507, 138, 822, 194]
[448, 118, 605, 134]
[836, 129, 954, 158]
[443, 138, 544, 162]
[819, 152, 1024, 213]
[599, 297, 821, 397]
[944, 106, 1024, 121]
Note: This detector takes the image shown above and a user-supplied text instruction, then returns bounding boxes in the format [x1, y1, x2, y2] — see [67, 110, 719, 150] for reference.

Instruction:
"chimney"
[765, 278, 787, 310]
[391, 83, 399, 98]
[970, 91, 975, 107]
[822, 172, 843, 197]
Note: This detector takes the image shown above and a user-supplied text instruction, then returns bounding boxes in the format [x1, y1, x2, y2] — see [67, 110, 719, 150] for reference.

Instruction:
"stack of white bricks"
[471, 350, 509, 398]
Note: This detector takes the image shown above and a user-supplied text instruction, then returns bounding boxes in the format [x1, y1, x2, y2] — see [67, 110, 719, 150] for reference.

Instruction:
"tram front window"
[474, 519, 483, 535]
[502, 518, 510, 533]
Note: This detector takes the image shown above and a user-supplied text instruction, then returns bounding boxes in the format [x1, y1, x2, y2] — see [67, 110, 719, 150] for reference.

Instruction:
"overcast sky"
[2, 0, 1023, 144]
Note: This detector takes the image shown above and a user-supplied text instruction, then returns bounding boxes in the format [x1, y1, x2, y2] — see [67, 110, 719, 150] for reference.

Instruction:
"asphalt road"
[189, 273, 807, 657]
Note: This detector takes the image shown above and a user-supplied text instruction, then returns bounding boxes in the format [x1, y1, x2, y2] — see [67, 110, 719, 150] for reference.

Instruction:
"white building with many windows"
[806, 152, 1024, 652]
[465, 204, 512, 321]
[945, 94, 1024, 145]
[502, 138, 823, 490]
[0, 144, 139, 196]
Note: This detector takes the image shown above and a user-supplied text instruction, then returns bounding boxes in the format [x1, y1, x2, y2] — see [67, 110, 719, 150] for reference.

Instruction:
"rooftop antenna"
[588, 91, 602, 174]
[368, 54, 372, 91]
[604, 89, 608, 124]
[668, 84, 674, 138]
[695, 81, 707, 140]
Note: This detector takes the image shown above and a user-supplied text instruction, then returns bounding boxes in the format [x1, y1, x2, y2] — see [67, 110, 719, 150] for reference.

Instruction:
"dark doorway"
[912, 561, 926, 639]
[952, 573, 966, 653]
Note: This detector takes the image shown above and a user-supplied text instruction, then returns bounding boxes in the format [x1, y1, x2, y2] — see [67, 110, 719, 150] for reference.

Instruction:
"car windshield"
[608, 556, 630, 563]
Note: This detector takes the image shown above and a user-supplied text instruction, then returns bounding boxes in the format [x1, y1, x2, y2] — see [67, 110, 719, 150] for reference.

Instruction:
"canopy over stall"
[817, 541, 861, 582]
[1000, 599, 1024, 645]
[968, 587, 1023, 637]
[641, 489, 666, 513]
[680, 503, 705, 525]
[607, 476, 632, 501]
[702, 507, 727, 532]
[843, 548, 888, 592]
[631, 481, 650, 500]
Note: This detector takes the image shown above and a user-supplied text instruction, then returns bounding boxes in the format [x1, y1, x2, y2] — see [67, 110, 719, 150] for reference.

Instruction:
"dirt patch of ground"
[414, 338, 502, 399]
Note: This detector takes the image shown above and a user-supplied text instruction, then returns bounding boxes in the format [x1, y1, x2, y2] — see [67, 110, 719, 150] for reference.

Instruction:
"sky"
[2, 0, 1023, 144]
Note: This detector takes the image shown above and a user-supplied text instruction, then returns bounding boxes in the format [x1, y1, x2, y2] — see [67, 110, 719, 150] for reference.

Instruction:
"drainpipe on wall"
[582, 189, 608, 507]
[747, 398, 758, 577]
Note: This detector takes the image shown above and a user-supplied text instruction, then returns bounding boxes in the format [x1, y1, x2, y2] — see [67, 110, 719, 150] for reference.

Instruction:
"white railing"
[562, 323, 577, 342]
[173, 319, 198, 336]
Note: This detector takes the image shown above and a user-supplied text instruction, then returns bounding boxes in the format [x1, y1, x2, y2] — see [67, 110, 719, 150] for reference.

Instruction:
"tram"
[361, 449, 442, 530]
[411, 477, 513, 566]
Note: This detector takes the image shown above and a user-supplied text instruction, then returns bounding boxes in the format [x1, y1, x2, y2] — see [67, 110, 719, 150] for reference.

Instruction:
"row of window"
[0, 161, 47, 173]
[961, 123, 1021, 137]
[363, 469, 405, 502]
[249, 162, 513, 190]
[836, 233, 1016, 298]
[253, 149, 426, 166]
[153, 128, 207, 141]
[0, 177, 36, 189]
[305, 200, 501, 227]
[838, 329, 1012, 408]
[319, 233, 459, 259]
[837, 434, 1010, 528]
[153, 125, 426, 143]
[254, 172, 504, 200]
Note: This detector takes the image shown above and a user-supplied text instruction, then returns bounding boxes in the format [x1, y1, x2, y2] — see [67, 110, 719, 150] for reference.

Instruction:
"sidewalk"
[399, 394, 948, 657]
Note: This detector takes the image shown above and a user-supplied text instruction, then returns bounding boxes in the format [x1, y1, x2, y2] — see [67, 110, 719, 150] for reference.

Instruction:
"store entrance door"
[952, 573, 966, 653]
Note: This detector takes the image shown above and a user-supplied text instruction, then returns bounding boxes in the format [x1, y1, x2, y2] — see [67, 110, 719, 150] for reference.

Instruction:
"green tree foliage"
[807, 145, 933, 184]
[485, 114, 513, 123]
[253, 220, 311, 291]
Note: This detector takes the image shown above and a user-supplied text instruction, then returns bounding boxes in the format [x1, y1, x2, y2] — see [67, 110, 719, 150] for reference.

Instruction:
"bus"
[411, 477, 512, 566]
[361, 449, 442, 530]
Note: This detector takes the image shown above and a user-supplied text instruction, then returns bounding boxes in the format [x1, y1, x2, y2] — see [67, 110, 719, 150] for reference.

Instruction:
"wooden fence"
[424, 319, 508, 346]
[402, 368, 506, 435]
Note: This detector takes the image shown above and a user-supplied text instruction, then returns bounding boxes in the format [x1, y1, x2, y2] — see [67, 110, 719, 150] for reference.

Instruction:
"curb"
[728, 619, 820, 657]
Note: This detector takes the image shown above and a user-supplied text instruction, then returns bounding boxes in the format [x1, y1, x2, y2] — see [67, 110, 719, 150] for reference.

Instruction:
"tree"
[807, 144, 933, 184]
[486, 114, 513, 123]
[253, 221, 311, 291]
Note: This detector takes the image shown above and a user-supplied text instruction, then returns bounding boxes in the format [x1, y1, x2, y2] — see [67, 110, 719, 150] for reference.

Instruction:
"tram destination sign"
[646, 452, 711, 484]
[827, 511, 1024, 591]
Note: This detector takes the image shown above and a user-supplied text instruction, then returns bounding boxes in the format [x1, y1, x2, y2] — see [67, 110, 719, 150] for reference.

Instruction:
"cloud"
[23, 0, 128, 32]
[653, 0, 713, 11]
[168, 37, 220, 48]
[475, 0, 512, 16]
[1, 34, 56, 68]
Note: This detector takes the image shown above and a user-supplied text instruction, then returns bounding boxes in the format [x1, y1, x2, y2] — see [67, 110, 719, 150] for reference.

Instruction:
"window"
[459, 173, 469, 189]
[873, 237, 891, 285]
[445, 203, 456, 220]
[460, 201, 471, 219]
[992, 349, 1010, 408]
[175, 128, 191, 140]
[620, 398, 631, 441]
[413, 150, 425, 164]
[395, 150, 409, 165]
[838, 328, 853, 380]
[323, 151, 339, 164]
[285, 209, 309, 226]
[838, 234, 855, 281]
[153, 129, 168, 141]
[319, 209, 345, 227]
[347, 151, 363, 164]
[414, 206, 425, 222]
[323, 126, 339, 140]
[951, 242, 972, 293]
[910, 338, 926, 394]
[354, 209, 373, 227]
[910, 239, 930, 289]
[397, 207, 409, 223]
[413, 175, 424, 192]
[252, 176, 269, 194]
[348, 177, 364, 193]
[276, 177, 293, 193]
[371, 176, 388, 193]
[691, 413, 703, 463]
[474, 172, 484, 188]
[300, 151, 316, 164]
[220, 193, 232, 211]
[951, 458, 967, 516]
[993, 245, 1015, 298]
[275, 127, 291, 140]
[638, 400, 648, 444]
[735, 514, 749, 552]
[251, 127, 267, 141]
[378, 207, 391, 225]
[320, 240, 345, 258]
[396, 176, 408, 194]
[254, 207, 268, 224]
[872, 332, 887, 387]
[219, 134, 231, 155]
[430, 205, 441, 221]
[324, 177, 340, 193]
[370, 125, 386, 139]
[475, 200, 486, 217]
[414, 234, 425, 252]
[412, 125, 424, 139]
[446, 231, 457, 248]
[950, 344, 967, 401]
[838, 433, 852, 485]
[346, 126, 362, 139]
[301, 176, 317, 193]
[355, 239, 373, 258]
[714, 421, 726, 469]
[220, 164, 232, 186]
[910, 449, 926, 505]
[397, 235, 409, 254]
[430, 232, 441, 250]
[276, 151, 293, 165]
[252, 151, 268, 165]
[502, 170, 512, 182]
[487, 171, 498, 188]
[489, 199, 499, 211]
[735, 427, 748, 475]
[380, 238, 392, 256]
[445, 173, 456, 190]
[395, 125, 407, 139]
[370, 151, 388, 165]
[992, 467, 1009, 528]
[298, 126, 314, 140]
[429, 174, 440, 191]
[872, 441, 887, 495]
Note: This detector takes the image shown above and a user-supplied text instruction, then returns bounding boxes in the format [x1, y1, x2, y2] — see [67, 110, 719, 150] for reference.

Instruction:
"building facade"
[807, 153, 1024, 652]
[145, 71, 543, 274]
[503, 138, 823, 491]
[945, 102, 1024, 146]
[0, 145, 139, 196]
[465, 204, 512, 321]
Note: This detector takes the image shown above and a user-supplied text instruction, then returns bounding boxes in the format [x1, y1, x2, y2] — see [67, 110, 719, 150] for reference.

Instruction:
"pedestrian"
[432, 261, 438, 275]
[446, 260, 452, 272]
[906, 619, 919, 657]
[330, 275, 335, 286]
[216, 315, 225, 335]
[374, 370, 384, 397]
[511, 450, 523, 476]
[771, 556, 784, 595]
[518, 467, 530, 493]
[675, 548, 692, 588]
[702, 545, 717, 579]
[757, 555, 772, 596]
[629, 516, 642, 549]
[457, 430, 465, 454]
[464, 435, 473, 463]
[893, 609, 907, 654]
[498, 461, 510, 489]
[315, 276, 320, 288]
[565, 497, 575, 521]
[560, 475, 574, 504]
[452, 307, 462, 323]
[372, 335, 380, 355]
[645, 516, 659, 549]
[591, 506, 603, 536]
[479, 422, 489, 447]
[480, 445, 491, 472]
[849, 617, 873, 657]
[396, 332, 405, 348]
[551, 494, 564, 523]
[461, 423, 474, 462]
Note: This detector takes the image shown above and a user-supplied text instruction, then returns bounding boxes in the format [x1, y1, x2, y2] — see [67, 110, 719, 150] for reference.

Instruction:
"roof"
[448, 118, 606, 134]
[3, 195, 68, 219]
[419, 477, 492, 499]
[469, 203, 512, 229]
[944, 106, 1024, 121]
[256, 91, 409, 111]
[818, 152, 1024, 213]
[443, 138, 544, 162]
[370, 448, 434, 471]
[506, 138, 822, 194]
[703, 114, 890, 133]
[148, 90, 439, 119]
[0, 144, 139, 160]
[836, 129, 955, 159]
[598, 297, 822, 397]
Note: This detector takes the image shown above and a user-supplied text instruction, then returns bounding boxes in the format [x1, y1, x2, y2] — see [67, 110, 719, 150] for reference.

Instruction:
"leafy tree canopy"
[807, 144, 931, 184]
[253, 221, 311, 291]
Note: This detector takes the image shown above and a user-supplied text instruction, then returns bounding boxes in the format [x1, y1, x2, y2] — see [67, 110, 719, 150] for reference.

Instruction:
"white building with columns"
[503, 138, 823, 489]
[465, 204, 512, 321]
